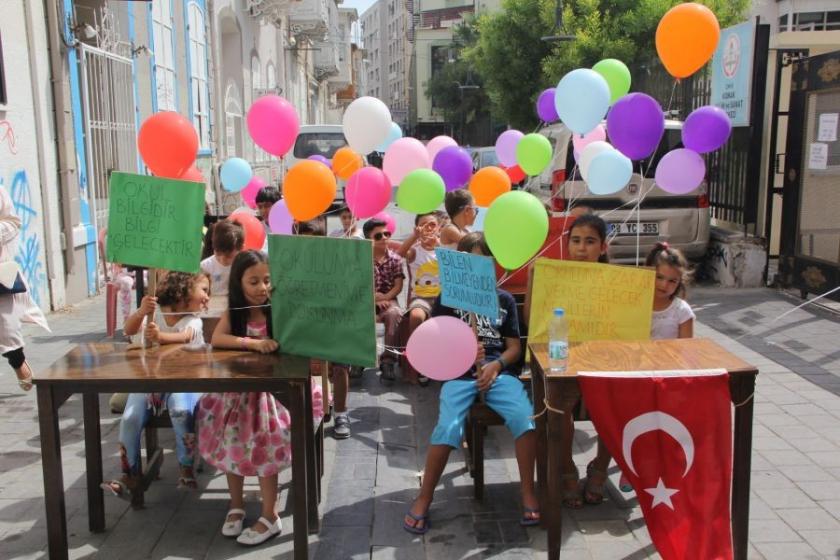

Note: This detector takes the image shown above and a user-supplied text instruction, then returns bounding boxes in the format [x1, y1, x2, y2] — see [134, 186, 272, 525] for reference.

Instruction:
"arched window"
[188, 1, 210, 149]
[266, 62, 277, 92]
[151, 0, 177, 110]
[251, 54, 262, 96]
[224, 81, 243, 158]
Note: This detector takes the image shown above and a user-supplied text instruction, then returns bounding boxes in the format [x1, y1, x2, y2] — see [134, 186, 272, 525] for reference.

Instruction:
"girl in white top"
[439, 190, 477, 249]
[645, 241, 695, 339]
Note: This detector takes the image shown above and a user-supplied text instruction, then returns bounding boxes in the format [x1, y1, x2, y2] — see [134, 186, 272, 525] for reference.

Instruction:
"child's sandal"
[561, 471, 583, 509]
[584, 461, 607, 505]
[100, 475, 140, 502]
[178, 466, 198, 489]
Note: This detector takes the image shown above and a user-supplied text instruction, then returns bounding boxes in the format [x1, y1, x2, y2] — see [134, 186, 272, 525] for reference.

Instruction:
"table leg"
[83, 393, 105, 532]
[304, 378, 320, 533]
[529, 355, 547, 525]
[289, 381, 309, 560]
[37, 385, 68, 560]
[731, 373, 757, 560]
[545, 385, 564, 560]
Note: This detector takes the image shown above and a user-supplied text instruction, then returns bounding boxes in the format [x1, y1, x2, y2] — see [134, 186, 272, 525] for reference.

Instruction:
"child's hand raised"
[145, 321, 160, 343]
[139, 296, 157, 316]
[253, 339, 279, 354]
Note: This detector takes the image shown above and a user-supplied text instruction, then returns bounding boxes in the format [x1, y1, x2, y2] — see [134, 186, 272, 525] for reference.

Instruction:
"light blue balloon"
[554, 69, 611, 135]
[220, 157, 253, 192]
[376, 122, 403, 153]
[587, 149, 633, 195]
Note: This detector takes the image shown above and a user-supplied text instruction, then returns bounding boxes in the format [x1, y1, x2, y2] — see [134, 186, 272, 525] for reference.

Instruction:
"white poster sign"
[818, 113, 838, 142]
[808, 143, 829, 170]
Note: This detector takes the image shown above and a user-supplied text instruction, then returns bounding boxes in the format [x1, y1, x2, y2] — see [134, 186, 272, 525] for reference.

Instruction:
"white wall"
[0, 1, 65, 309]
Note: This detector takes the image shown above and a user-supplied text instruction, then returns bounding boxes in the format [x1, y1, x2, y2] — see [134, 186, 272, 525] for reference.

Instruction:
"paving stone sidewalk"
[0, 287, 839, 559]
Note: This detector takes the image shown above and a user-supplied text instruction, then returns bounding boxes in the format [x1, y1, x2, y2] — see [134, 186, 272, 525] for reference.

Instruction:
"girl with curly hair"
[101, 271, 210, 502]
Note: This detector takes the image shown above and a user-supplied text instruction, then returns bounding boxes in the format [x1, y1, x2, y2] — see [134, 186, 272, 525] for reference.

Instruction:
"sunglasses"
[373, 231, 392, 241]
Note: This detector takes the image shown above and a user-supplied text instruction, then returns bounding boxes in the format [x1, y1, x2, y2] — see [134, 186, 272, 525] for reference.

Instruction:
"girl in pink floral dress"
[197, 250, 322, 547]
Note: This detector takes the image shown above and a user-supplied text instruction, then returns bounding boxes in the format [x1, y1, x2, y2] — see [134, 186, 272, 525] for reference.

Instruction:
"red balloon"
[504, 165, 527, 184]
[177, 166, 205, 184]
[229, 212, 266, 250]
[138, 112, 198, 178]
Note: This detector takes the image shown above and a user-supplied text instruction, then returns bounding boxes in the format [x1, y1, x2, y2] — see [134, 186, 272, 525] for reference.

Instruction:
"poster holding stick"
[436, 247, 499, 320]
[145, 271, 157, 348]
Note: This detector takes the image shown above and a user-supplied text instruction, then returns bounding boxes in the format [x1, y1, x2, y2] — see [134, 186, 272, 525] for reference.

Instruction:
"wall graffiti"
[0, 121, 18, 155]
[0, 169, 45, 305]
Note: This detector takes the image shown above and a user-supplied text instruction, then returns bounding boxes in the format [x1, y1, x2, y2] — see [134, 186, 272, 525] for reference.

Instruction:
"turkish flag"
[579, 369, 733, 560]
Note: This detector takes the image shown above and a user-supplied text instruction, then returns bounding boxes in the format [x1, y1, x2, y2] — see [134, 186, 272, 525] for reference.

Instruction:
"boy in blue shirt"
[403, 232, 539, 534]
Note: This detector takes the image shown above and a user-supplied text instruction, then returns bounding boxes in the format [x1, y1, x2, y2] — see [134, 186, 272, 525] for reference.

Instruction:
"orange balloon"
[177, 166, 205, 184]
[228, 212, 266, 251]
[655, 3, 720, 79]
[332, 147, 364, 180]
[469, 166, 512, 207]
[138, 111, 198, 178]
[284, 160, 337, 221]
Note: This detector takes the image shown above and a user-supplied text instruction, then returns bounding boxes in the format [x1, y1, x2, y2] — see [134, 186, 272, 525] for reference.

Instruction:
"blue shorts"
[430, 375, 535, 449]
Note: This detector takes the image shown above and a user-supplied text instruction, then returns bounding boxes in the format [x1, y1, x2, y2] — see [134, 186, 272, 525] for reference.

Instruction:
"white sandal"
[236, 516, 282, 546]
[221, 508, 246, 537]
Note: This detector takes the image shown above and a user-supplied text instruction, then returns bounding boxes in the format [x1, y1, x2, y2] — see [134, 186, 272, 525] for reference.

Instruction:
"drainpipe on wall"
[23, 0, 57, 295]
[44, 0, 77, 273]
[206, 0, 223, 212]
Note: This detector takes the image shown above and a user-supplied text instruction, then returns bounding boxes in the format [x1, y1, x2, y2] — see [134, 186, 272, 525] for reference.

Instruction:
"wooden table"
[529, 339, 758, 560]
[33, 342, 317, 560]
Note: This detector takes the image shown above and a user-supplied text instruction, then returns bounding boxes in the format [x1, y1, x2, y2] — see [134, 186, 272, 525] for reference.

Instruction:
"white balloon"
[579, 141, 614, 182]
[342, 97, 392, 154]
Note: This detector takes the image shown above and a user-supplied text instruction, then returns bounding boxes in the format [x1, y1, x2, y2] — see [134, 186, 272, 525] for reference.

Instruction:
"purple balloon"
[267, 199, 294, 234]
[536, 88, 559, 122]
[308, 154, 330, 166]
[495, 130, 523, 168]
[655, 149, 706, 195]
[683, 106, 732, 154]
[433, 146, 473, 192]
[606, 93, 664, 160]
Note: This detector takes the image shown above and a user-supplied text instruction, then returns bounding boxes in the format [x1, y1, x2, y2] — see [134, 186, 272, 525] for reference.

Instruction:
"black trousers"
[3, 347, 25, 369]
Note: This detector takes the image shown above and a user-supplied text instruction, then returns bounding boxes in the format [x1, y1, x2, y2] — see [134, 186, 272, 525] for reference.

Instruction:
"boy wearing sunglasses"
[363, 218, 405, 381]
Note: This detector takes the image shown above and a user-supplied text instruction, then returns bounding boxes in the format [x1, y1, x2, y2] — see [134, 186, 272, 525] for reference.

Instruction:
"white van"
[530, 120, 710, 263]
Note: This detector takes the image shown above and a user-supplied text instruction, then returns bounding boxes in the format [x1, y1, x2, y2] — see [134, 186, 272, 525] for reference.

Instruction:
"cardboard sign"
[106, 172, 205, 273]
[436, 247, 499, 320]
[269, 235, 376, 367]
[528, 259, 654, 344]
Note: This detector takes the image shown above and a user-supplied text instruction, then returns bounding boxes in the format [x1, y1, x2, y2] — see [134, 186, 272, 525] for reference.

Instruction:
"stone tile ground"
[0, 287, 839, 558]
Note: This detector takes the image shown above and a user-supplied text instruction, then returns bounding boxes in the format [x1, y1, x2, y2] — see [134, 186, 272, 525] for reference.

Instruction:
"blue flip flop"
[520, 507, 541, 527]
[403, 510, 430, 535]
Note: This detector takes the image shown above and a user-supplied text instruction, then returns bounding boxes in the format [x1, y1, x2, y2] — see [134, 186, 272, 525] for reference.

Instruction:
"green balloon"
[484, 191, 549, 270]
[396, 169, 445, 214]
[515, 133, 552, 176]
[593, 59, 631, 104]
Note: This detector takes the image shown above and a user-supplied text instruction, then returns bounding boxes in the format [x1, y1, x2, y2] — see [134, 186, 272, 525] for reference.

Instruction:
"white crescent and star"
[621, 411, 696, 510]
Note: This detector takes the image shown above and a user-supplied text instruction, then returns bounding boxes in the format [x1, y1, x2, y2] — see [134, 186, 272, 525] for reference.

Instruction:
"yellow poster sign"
[528, 259, 655, 344]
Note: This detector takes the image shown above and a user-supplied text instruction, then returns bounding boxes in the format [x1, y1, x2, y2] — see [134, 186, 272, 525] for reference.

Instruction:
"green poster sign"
[269, 235, 376, 367]
[106, 172, 205, 273]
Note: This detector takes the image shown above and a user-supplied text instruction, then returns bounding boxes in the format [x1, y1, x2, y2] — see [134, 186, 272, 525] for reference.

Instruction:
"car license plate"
[608, 222, 659, 236]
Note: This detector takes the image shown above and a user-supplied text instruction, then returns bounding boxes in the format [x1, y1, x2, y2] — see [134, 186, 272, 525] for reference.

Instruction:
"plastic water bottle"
[548, 308, 569, 374]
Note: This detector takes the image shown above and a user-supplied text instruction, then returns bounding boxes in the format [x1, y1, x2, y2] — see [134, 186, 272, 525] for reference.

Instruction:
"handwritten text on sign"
[528, 259, 654, 343]
[106, 172, 205, 273]
[436, 247, 499, 320]
[269, 235, 376, 367]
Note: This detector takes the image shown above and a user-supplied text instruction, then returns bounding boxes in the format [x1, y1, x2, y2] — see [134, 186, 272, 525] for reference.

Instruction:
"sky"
[343, 0, 378, 18]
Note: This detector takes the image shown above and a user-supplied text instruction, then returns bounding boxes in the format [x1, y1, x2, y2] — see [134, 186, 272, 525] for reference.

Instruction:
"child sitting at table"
[403, 232, 539, 534]
[197, 249, 323, 546]
[201, 220, 245, 297]
[101, 271, 210, 500]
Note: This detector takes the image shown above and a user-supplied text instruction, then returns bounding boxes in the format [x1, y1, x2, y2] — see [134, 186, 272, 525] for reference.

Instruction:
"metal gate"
[78, 44, 138, 238]
[780, 50, 840, 299]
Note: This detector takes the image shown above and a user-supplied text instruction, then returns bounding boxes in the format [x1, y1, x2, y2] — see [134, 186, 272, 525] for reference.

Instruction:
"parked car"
[529, 120, 710, 263]
[470, 147, 500, 171]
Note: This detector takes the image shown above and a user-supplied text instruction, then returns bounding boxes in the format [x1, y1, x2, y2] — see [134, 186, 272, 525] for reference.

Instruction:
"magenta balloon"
[346, 167, 391, 218]
[606, 93, 664, 160]
[536, 88, 559, 122]
[267, 199, 293, 234]
[655, 148, 706, 195]
[372, 211, 396, 234]
[246, 95, 300, 157]
[683, 106, 732, 154]
[308, 154, 330, 165]
[432, 146, 473, 192]
[240, 176, 266, 209]
[495, 130, 523, 168]
[406, 316, 478, 380]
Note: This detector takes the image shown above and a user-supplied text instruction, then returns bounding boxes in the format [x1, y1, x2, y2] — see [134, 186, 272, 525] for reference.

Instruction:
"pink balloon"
[495, 130, 523, 168]
[346, 167, 391, 219]
[426, 135, 458, 162]
[383, 138, 430, 186]
[372, 211, 396, 234]
[268, 199, 293, 234]
[572, 124, 607, 154]
[247, 95, 300, 157]
[406, 316, 478, 380]
[240, 176, 266, 209]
